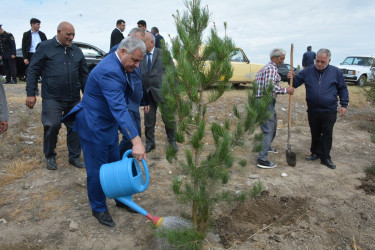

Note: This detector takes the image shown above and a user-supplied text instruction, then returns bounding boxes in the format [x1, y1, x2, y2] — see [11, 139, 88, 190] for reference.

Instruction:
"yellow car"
[228, 48, 264, 85]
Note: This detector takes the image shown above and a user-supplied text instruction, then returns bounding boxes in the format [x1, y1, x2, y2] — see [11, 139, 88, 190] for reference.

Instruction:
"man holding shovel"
[256, 48, 294, 169]
[288, 48, 349, 169]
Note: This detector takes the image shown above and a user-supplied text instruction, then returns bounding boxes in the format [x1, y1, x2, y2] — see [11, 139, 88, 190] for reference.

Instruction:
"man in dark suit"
[151, 27, 164, 49]
[141, 32, 178, 153]
[110, 19, 125, 50]
[63, 36, 147, 227]
[26, 22, 88, 171]
[22, 18, 47, 80]
[0, 24, 17, 83]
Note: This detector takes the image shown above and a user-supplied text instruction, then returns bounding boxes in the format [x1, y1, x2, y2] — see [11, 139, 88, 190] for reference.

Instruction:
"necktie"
[147, 53, 151, 72]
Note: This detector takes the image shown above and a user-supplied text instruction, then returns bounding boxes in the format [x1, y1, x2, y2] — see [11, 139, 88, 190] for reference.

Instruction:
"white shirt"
[30, 30, 42, 53]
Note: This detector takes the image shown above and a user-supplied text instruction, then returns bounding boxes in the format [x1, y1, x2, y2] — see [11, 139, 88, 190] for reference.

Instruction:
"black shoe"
[46, 157, 57, 170]
[116, 202, 137, 213]
[92, 211, 116, 227]
[305, 154, 319, 161]
[321, 159, 336, 169]
[69, 158, 84, 168]
[145, 144, 155, 153]
[169, 141, 179, 152]
[257, 159, 277, 169]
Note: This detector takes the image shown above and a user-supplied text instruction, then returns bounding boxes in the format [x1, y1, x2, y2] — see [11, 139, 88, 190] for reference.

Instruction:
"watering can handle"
[123, 150, 150, 190]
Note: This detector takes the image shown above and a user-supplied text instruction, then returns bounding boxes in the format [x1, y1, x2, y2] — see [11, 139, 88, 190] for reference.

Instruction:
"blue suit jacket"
[109, 44, 149, 111]
[64, 52, 138, 145]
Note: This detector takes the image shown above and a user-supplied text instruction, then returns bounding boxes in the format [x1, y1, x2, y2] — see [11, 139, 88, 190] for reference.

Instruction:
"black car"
[0, 41, 107, 79]
[278, 63, 301, 82]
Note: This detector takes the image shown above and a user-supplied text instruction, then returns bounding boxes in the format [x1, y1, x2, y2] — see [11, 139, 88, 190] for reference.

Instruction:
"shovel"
[286, 43, 296, 167]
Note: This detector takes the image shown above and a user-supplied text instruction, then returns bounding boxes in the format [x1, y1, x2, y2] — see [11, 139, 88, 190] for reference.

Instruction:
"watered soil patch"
[215, 192, 309, 248]
[357, 172, 375, 195]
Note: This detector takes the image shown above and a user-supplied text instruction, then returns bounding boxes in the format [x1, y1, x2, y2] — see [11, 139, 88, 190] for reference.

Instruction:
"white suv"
[337, 56, 374, 87]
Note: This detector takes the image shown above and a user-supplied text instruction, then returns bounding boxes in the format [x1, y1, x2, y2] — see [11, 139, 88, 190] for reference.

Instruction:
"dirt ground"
[0, 83, 374, 249]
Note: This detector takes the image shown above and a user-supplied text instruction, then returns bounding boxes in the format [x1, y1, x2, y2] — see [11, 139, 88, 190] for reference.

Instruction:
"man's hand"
[287, 71, 295, 79]
[26, 96, 37, 109]
[144, 105, 150, 113]
[131, 136, 146, 161]
[11, 55, 16, 59]
[24, 59, 29, 65]
[286, 86, 294, 95]
[0, 121, 8, 134]
[338, 107, 347, 117]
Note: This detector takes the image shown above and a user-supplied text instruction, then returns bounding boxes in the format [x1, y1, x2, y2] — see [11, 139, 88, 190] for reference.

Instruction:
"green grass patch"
[156, 228, 205, 250]
[366, 165, 375, 175]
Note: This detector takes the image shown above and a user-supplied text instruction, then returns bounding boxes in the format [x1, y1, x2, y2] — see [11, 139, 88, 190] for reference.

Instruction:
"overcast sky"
[2, 0, 375, 66]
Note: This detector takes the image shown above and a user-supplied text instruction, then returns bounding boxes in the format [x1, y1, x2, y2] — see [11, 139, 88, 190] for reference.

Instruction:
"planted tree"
[160, 0, 273, 232]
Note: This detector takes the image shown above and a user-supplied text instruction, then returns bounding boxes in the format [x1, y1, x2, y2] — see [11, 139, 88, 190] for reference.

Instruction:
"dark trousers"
[42, 99, 81, 159]
[307, 110, 337, 160]
[79, 137, 120, 212]
[2, 57, 17, 82]
[144, 93, 176, 146]
[257, 98, 277, 161]
[119, 110, 141, 157]
[24, 52, 35, 79]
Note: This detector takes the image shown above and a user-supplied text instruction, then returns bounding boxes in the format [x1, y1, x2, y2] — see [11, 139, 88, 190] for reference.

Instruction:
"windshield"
[342, 57, 373, 66]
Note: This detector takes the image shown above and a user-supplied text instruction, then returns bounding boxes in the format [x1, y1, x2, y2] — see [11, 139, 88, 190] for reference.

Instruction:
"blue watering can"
[100, 149, 163, 227]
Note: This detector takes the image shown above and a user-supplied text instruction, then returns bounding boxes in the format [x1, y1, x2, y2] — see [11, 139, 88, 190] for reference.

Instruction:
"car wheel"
[357, 75, 367, 87]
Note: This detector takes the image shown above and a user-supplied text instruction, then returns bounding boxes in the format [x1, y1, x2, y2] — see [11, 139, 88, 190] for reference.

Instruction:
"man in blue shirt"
[289, 48, 349, 169]
[302, 46, 316, 69]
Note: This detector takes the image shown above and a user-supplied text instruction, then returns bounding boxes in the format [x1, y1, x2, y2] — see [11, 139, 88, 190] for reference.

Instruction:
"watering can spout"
[100, 150, 163, 227]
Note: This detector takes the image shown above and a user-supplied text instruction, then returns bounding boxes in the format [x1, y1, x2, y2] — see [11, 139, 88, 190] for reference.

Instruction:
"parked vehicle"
[0, 41, 107, 80]
[227, 48, 264, 85]
[337, 56, 375, 87]
[278, 63, 301, 82]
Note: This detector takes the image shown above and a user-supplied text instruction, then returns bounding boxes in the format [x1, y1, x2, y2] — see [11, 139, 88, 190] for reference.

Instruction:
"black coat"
[21, 30, 47, 59]
[0, 31, 16, 58]
[110, 28, 124, 50]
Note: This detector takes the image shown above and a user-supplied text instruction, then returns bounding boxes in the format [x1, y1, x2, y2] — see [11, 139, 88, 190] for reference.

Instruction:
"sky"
[1, 0, 375, 67]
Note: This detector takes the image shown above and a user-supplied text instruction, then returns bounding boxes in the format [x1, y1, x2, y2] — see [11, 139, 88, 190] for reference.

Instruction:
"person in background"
[137, 20, 149, 32]
[302, 46, 316, 69]
[255, 48, 294, 169]
[110, 19, 125, 50]
[0, 24, 17, 84]
[0, 81, 9, 133]
[22, 18, 47, 80]
[63, 36, 147, 227]
[25, 21, 88, 171]
[289, 48, 349, 169]
[141, 32, 178, 153]
[151, 27, 164, 49]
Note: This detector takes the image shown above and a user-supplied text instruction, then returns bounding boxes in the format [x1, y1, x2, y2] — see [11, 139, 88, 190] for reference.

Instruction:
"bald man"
[26, 21, 89, 170]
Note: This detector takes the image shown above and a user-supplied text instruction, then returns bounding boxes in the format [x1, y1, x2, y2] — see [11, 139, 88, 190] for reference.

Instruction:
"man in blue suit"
[64, 36, 147, 227]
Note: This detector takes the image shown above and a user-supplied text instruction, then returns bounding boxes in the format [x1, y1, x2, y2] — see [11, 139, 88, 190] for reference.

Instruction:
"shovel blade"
[286, 149, 296, 167]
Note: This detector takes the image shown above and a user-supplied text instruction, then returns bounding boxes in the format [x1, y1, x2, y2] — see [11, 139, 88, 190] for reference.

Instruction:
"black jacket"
[293, 65, 349, 111]
[110, 28, 124, 50]
[22, 30, 47, 59]
[0, 31, 16, 58]
[26, 36, 89, 102]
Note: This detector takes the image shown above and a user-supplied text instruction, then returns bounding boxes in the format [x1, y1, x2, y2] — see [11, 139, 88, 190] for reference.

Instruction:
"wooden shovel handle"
[288, 44, 294, 145]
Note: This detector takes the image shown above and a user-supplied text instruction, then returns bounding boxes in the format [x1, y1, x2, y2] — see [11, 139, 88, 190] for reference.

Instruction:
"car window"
[79, 46, 102, 57]
[230, 50, 246, 62]
[342, 57, 373, 66]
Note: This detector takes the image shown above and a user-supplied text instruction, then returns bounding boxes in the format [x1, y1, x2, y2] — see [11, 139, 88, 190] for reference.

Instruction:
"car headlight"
[347, 70, 356, 75]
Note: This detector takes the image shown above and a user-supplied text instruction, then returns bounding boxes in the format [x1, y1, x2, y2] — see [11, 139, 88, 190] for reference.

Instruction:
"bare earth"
[0, 83, 374, 249]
